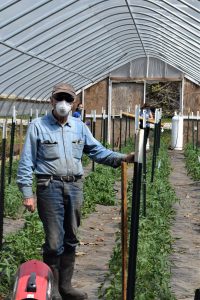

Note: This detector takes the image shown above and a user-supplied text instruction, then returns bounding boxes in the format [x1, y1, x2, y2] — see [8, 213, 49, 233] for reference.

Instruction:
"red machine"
[12, 260, 53, 300]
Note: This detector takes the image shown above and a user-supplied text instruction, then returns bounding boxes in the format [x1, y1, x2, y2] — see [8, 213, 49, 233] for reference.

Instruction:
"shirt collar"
[47, 111, 72, 127]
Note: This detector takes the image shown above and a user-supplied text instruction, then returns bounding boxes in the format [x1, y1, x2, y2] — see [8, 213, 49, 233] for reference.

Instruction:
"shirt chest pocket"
[40, 141, 59, 160]
[72, 142, 84, 159]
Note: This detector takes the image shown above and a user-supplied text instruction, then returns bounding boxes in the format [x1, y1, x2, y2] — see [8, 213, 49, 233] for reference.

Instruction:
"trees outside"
[146, 82, 180, 117]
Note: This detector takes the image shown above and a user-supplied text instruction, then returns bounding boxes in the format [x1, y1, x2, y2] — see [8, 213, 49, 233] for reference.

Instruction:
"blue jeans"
[36, 178, 83, 256]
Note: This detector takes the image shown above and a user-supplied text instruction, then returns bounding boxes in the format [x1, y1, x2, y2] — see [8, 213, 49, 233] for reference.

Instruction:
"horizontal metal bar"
[0, 0, 20, 11]
[6, 39, 137, 98]
[0, 41, 93, 81]
[0, 30, 140, 87]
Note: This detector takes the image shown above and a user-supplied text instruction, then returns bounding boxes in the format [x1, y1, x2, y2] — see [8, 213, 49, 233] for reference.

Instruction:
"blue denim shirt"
[17, 112, 126, 198]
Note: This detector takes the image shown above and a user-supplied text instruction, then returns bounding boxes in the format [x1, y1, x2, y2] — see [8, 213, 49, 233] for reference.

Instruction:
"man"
[17, 83, 134, 300]
[73, 103, 83, 119]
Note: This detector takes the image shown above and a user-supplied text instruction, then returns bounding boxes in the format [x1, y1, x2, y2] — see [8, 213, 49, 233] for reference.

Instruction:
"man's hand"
[123, 152, 135, 163]
[23, 197, 36, 212]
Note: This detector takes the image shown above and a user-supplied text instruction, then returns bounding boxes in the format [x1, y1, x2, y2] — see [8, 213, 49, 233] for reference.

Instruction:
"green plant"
[184, 143, 200, 180]
[99, 138, 177, 300]
[82, 153, 91, 167]
[4, 184, 24, 218]
[82, 164, 120, 216]
[0, 212, 44, 297]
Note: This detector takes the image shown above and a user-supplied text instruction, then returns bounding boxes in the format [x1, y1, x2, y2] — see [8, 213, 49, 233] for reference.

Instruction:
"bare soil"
[169, 150, 200, 300]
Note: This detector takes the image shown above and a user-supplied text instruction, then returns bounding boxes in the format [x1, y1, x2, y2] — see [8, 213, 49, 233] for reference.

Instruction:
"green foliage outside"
[184, 143, 200, 180]
[147, 82, 180, 117]
[99, 136, 177, 300]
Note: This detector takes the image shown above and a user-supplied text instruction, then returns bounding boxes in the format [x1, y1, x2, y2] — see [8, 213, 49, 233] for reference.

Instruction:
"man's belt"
[36, 174, 82, 182]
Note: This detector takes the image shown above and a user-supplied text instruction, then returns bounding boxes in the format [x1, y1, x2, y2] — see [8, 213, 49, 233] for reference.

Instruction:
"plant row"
[99, 137, 177, 299]
[184, 143, 200, 181]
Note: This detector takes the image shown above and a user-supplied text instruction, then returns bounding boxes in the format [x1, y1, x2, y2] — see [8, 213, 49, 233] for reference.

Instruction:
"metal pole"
[0, 122, 7, 250]
[119, 110, 122, 152]
[125, 115, 128, 146]
[127, 130, 144, 300]
[8, 106, 16, 184]
[191, 112, 195, 149]
[187, 109, 190, 143]
[142, 111, 147, 217]
[100, 107, 104, 141]
[157, 109, 162, 151]
[107, 78, 112, 145]
[30, 108, 33, 123]
[121, 162, 128, 300]
[103, 110, 106, 146]
[112, 109, 115, 151]
[151, 110, 159, 183]
[128, 106, 131, 139]
[92, 110, 96, 172]
[19, 118, 23, 159]
[196, 111, 199, 151]
[83, 109, 86, 123]
[90, 110, 93, 134]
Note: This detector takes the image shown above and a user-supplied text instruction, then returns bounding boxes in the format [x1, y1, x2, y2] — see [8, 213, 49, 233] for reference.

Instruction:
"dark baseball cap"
[52, 83, 76, 98]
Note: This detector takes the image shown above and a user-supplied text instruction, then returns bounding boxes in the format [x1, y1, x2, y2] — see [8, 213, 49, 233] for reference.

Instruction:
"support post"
[107, 78, 112, 145]
[121, 162, 128, 300]
[127, 129, 144, 300]
[8, 106, 16, 184]
[0, 122, 7, 250]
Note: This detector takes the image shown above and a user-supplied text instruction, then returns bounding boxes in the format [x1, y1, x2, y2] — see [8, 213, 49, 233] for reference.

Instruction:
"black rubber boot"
[43, 253, 62, 300]
[59, 250, 88, 300]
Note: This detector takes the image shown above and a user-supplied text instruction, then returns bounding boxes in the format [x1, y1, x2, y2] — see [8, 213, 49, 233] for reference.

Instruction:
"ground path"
[72, 165, 133, 299]
[169, 150, 200, 300]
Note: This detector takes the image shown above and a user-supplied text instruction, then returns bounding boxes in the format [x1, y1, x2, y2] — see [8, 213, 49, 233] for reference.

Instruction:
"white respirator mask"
[55, 100, 72, 117]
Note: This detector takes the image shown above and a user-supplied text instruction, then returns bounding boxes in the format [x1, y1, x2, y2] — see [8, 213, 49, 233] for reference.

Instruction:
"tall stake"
[100, 107, 104, 141]
[187, 109, 190, 143]
[8, 106, 16, 184]
[112, 109, 115, 151]
[92, 110, 96, 172]
[90, 110, 93, 135]
[0, 122, 7, 250]
[83, 109, 86, 123]
[119, 110, 122, 152]
[151, 109, 159, 183]
[128, 106, 131, 139]
[29, 108, 33, 123]
[125, 114, 128, 146]
[127, 129, 144, 300]
[142, 111, 147, 217]
[103, 110, 106, 146]
[121, 162, 128, 300]
[191, 112, 194, 149]
[196, 111, 199, 151]
[19, 118, 23, 158]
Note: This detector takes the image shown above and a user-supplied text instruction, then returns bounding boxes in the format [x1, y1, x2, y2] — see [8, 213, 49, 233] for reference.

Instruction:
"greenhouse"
[0, 1, 200, 300]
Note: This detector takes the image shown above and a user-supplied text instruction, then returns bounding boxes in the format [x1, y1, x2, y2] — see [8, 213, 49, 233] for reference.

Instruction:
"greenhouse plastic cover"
[0, 0, 199, 102]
